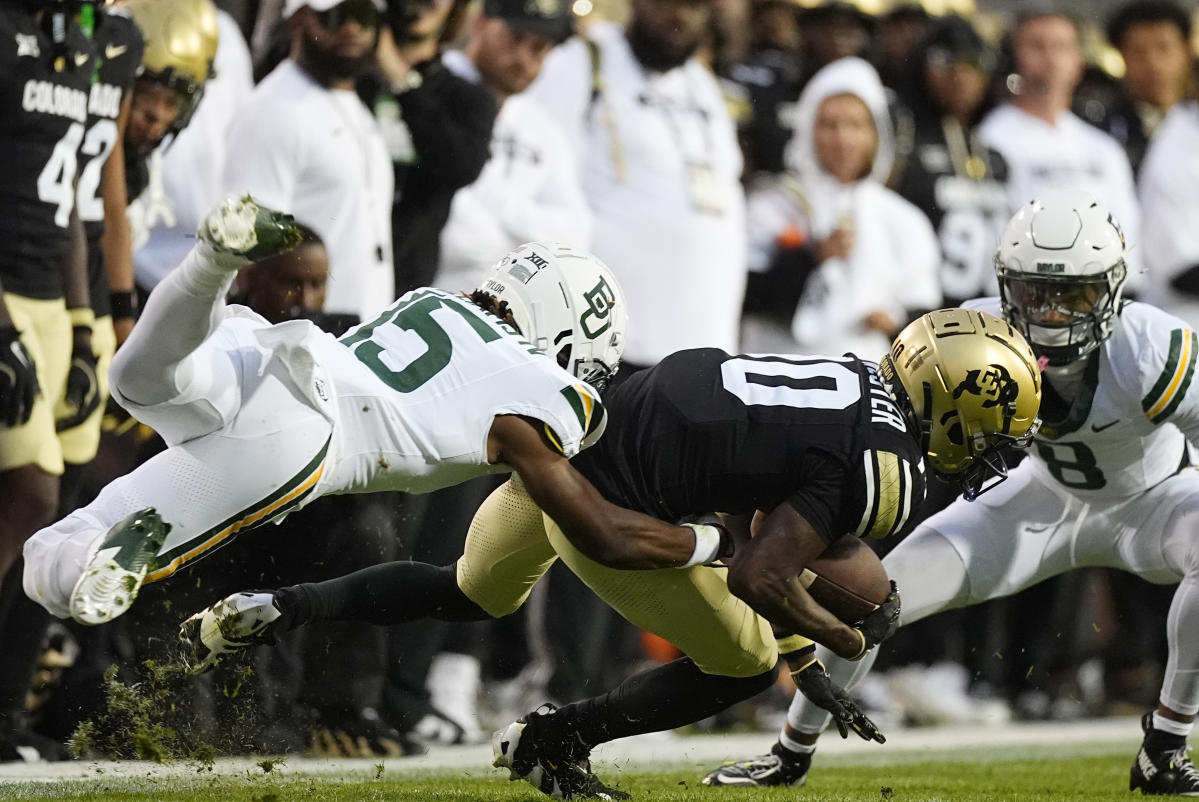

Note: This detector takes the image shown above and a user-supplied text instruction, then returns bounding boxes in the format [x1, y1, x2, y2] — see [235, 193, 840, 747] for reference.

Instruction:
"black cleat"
[702, 741, 812, 787]
[1131, 713, 1199, 796]
[492, 703, 630, 800]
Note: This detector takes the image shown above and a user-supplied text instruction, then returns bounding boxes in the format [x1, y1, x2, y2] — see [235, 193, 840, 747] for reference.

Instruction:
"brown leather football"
[800, 535, 891, 624]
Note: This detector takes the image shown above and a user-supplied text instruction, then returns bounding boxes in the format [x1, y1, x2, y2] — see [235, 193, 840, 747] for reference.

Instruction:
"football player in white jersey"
[21, 195, 734, 629]
[705, 188, 1199, 796]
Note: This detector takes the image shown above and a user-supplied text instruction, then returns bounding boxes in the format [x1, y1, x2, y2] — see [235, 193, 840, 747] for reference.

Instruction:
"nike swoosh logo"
[74, 52, 89, 66]
[105, 44, 127, 59]
[1091, 420, 1119, 432]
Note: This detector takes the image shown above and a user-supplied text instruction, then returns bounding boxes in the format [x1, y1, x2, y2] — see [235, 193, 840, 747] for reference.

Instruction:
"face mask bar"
[996, 260, 1126, 367]
[943, 421, 1041, 501]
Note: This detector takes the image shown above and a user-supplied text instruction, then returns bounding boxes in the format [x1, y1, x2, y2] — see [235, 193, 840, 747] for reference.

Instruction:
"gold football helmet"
[119, 0, 219, 133]
[879, 308, 1042, 500]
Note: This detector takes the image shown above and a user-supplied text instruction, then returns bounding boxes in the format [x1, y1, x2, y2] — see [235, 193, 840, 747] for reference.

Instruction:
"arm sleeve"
[1137, 323, 1199, 432]
[785, 449, 851, 543]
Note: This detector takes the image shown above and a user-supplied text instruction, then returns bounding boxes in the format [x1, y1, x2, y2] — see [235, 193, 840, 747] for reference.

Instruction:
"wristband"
[109, 291, 138, 320]
[680, 523, 724, 568]
[68, 307, 95, 328]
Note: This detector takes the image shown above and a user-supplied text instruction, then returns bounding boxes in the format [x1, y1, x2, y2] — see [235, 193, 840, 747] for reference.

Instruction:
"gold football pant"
[457, 477, 776, 678]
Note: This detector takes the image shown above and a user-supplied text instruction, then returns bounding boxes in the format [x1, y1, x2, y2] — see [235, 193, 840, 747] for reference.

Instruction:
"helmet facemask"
[998, 258, 1126, 367]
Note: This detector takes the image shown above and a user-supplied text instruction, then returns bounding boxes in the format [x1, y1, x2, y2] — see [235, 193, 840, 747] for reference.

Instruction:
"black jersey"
[0, 4, 96, 299]
[893, 115, 1010, 308]
[573, 349, 926, 543]
[77, 7, 142, 317]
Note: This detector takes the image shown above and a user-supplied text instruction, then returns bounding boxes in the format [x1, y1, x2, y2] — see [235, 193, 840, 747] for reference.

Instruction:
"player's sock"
[542, 657, 776, 750]
[276, 562, 491, 628]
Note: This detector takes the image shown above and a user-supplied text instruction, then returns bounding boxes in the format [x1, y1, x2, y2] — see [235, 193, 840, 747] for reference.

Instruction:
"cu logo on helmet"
[580, 277, 615, 338]
[952, 364, 1019, 409]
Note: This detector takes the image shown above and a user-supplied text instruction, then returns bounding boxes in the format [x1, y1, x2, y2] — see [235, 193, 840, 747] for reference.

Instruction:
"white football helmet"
[995, 189, 1128, 367]
[477, 242, 628, 389]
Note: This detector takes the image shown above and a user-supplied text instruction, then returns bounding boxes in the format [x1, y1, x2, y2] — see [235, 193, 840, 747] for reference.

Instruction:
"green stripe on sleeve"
[1151, 331, 1198, 423]
[1143, 329, 1184, 413]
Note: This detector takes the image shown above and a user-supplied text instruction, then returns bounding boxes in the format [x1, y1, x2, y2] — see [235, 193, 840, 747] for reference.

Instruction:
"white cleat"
[196, 195, 302, 264]
[178, 591, 283, 674]
[69, 508, 169, 626]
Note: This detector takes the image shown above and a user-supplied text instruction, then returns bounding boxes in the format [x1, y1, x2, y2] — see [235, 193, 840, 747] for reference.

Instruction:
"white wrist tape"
[681, 523, 724, 568]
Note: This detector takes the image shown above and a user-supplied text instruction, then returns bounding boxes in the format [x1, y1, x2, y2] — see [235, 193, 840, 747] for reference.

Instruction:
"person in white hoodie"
[743, 57, 942, 358]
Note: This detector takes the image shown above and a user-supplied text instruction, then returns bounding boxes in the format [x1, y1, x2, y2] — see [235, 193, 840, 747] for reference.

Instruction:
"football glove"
[56, 328, 100, 432]
[853, 580, 900, 654]
[791, 659, 885, 743]
[0, 325, 39, 428]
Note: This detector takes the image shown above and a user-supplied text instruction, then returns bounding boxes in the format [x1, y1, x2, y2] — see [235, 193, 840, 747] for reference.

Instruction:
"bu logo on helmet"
[952, 364, 1019, 409]
[580, 277, 615, 338]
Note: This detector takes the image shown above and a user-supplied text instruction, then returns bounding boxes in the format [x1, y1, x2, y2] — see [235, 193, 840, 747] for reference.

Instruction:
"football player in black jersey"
[0, 0, 98, 762]
[181, 308, 1041, 795]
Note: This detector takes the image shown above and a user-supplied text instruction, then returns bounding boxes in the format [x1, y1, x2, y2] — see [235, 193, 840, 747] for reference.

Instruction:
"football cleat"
[197, 195, 303, 265]
[69, 508, 169, 626]
[1130, 713, 1199, 796]
[492, 704, 630, 800]
[702, 741, 812, 787]
[178, 591, 283, 674]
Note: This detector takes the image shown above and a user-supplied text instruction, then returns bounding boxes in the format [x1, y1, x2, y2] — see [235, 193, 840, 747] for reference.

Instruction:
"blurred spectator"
[1140, 100, 1199, 325]
[223, 0, 393, 328]
[743, 58, 941, 358]
[1076, 0, 1193, 176]
[798, 1, 874, 86]
[0, 0, 95, 763]
[891, 15, 1009, 307]
[385, 0, 578, 747]
[437, 0, 588, 290]
[527, 0, 747, 371]
[232, 224, 328, 323]
[875, 3, 931, 95]
[721, 0, 804, 175]
[372, 0, 498, 295]
[705, 0, 751, 72]
[980, 6, 1141, 282]
[131, 7, 253, 295]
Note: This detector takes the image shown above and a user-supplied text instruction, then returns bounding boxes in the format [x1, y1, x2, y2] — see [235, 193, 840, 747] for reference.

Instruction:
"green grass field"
[1, 748, 1144, 802]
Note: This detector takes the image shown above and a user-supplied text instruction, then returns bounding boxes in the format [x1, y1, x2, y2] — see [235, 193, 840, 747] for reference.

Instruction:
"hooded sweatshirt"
[782, 58, 941, 359]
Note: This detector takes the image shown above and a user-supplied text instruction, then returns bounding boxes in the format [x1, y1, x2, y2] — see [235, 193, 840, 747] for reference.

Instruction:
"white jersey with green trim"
[967, 298, 1197, 500]
[312, 288, 605, 496]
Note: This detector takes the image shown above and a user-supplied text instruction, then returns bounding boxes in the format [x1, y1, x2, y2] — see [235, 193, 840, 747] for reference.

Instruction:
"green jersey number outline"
[340, 291, 515, 393]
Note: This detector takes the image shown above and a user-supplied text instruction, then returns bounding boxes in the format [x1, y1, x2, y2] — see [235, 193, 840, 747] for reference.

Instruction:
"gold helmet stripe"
[1143, 329, 1197, 424]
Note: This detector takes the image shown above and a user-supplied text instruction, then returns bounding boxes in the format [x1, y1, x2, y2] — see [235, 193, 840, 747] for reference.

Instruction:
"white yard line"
[0, 716, 1143, 786]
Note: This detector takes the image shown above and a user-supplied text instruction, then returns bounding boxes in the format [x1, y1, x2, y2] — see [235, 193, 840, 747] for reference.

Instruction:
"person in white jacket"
[744, 56, 942, 358]
[436, 0, 590, 293]
[1139, 101, 1199, 327]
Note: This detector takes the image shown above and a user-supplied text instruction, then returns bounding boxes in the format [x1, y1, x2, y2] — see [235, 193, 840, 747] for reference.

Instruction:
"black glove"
[0, 325, 39, 428]
[854, 580, 900, 653]
[792, 659, 886, 743]
[56, 327, 100, 432]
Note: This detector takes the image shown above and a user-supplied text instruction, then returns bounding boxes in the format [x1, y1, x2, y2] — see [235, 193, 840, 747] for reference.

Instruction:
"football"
[800, 535, 891, 624]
